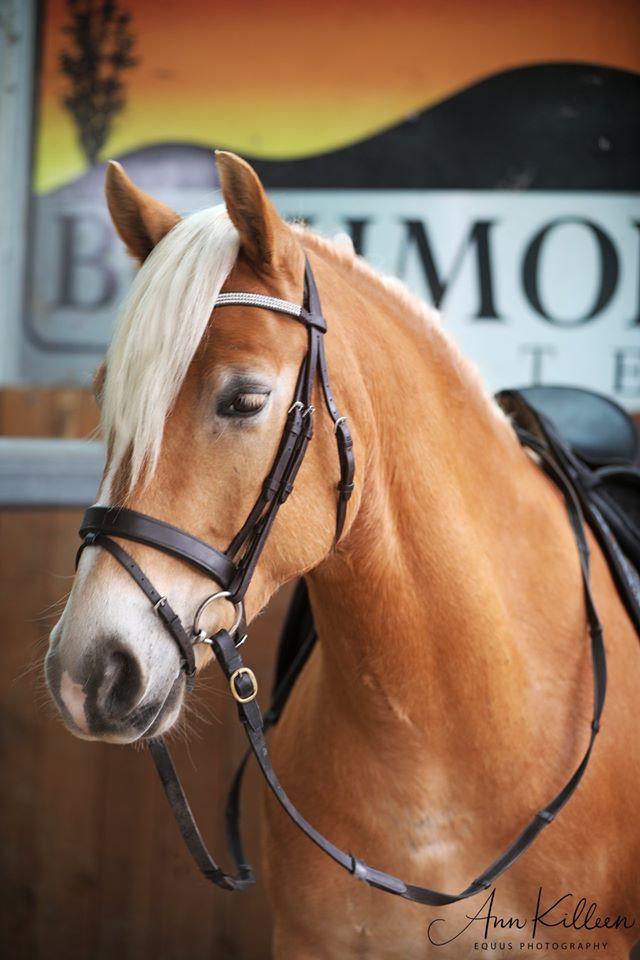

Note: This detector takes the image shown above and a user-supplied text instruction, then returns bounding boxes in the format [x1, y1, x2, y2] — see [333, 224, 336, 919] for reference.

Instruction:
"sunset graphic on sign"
[35, 0, 640, 193]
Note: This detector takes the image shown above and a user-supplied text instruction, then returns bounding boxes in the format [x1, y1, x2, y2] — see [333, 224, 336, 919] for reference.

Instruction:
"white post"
[0, 0, 36, 384]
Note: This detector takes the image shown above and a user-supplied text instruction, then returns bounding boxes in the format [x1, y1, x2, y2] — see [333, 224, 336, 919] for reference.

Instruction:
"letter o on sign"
[522, 217, 619, 326]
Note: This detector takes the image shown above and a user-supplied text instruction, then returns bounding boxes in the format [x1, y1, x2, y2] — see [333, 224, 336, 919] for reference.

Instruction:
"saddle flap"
[509, 385, 639, 466]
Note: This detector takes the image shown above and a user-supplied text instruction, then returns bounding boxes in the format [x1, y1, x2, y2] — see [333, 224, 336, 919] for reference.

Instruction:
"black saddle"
[515, 385, 639, 467]
[269, 386, 640, 723]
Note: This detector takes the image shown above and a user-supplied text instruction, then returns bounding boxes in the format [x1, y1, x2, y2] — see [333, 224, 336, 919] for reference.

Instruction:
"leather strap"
[307, 256, 356, 541]
[80, 506, 237, 589]
[149, 735, 254, 890]
[148, 432, 606, 904]
[77, 533, 197, 684]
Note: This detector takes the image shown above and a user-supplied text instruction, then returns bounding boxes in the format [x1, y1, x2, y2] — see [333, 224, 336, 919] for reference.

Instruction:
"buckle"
[334, 416, 347, 435]
[229, 666, 258, 703]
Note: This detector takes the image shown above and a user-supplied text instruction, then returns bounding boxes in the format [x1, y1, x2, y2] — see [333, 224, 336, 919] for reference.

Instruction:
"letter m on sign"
[397, 219, 501, 319]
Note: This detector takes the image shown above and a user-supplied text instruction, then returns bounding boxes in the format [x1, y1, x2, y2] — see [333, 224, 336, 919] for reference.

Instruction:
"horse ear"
[215, 151, 292, 271]
[105, 161, 181, 263]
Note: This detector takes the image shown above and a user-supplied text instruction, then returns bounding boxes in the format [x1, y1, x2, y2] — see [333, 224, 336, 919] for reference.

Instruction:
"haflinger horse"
[46, 151, 639, 959]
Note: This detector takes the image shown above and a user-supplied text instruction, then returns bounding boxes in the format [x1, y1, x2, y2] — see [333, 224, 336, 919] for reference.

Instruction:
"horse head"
[45, 153, 360, 742]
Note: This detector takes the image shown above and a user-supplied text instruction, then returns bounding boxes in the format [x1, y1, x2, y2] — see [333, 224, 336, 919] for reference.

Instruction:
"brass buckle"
[229, 667, 258, 704]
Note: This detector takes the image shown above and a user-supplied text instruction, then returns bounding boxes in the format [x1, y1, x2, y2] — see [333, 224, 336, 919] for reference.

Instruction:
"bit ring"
[192, 591, 244, 643]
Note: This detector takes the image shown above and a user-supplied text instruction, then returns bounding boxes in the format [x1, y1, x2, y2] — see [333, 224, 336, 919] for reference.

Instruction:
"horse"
[45, 151, 640, 959]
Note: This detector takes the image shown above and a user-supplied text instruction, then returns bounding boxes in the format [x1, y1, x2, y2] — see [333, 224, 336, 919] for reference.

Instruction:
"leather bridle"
[78, 258, 355, 684]
[77, 254, 606, 905]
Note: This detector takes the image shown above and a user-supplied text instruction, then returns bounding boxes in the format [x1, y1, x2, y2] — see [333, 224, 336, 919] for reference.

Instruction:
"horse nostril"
[97, 647, 144, 720]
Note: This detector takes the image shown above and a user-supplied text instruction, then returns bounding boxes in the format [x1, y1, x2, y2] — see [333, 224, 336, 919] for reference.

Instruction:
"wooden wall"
[0, 389, 284, 960]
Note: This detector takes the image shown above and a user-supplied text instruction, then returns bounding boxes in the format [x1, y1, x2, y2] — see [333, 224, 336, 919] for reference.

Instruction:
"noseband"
[78, 257, 355, 682]
[76, 254, 606, 906]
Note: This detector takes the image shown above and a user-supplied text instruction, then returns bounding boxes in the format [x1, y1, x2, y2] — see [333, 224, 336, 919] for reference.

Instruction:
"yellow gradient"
[35, 0, 640, 193]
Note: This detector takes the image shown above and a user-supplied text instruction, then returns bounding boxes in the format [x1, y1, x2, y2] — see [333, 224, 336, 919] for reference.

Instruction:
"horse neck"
[306, 250, 584, 742]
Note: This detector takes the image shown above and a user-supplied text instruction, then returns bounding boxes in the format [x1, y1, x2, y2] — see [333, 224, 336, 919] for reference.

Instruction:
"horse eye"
[221, 392, 269, 418]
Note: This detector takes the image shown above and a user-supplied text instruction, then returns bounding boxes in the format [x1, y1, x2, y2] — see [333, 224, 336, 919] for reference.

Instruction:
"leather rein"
[77, 254, 606, 906]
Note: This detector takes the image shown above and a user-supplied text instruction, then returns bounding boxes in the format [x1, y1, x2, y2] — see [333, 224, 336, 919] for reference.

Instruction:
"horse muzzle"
[45, 627, 185, 743]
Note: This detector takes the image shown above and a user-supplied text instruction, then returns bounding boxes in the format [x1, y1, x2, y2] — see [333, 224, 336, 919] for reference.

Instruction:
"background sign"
[24, 0, 640, 403]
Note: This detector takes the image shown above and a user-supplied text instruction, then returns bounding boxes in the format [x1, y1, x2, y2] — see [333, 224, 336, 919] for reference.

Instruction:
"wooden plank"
[0, 387, 100, 439]
[0, 508, 105, 960]
[0, 388, 282, 958]
[0, 508, 42, 959]
[0, 390, 101, 958]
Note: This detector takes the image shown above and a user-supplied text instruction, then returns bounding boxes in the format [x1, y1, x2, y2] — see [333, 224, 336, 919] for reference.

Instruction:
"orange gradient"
[35, 0, 640, 192]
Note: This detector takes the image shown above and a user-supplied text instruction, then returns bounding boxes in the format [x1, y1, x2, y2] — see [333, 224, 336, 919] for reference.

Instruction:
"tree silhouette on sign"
[59, 0, 138, 167]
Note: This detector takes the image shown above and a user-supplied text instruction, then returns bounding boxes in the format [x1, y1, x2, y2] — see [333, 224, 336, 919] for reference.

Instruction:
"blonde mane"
[102, 207, 506, 495]
[102, 205, 240, 489]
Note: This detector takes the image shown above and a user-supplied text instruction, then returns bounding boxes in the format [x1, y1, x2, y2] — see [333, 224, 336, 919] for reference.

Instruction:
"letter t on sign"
[520, 344, 556, 385]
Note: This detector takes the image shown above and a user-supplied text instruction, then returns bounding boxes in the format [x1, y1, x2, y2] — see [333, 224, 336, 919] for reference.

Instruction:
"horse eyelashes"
[217, 390, 270, 418]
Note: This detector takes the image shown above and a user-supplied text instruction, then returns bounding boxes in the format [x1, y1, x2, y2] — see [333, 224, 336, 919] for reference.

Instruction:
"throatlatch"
[78, 253, 607, 906]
